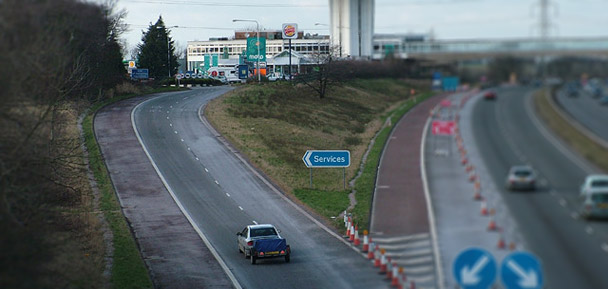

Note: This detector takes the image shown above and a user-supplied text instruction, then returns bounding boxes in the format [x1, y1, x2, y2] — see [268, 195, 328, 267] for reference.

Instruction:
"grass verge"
[81, 86, 184, 289]
[534, 89, 608, 172]
[205, 79, 432, 232]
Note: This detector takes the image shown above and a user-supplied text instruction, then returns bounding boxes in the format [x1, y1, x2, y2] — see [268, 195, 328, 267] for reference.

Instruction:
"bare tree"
[294, 46, 343, 99]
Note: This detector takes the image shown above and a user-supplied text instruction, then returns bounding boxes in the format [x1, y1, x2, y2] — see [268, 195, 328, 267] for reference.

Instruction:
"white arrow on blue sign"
[302, 150, 350, 168]
[453, 247, 497, 289]
[501, 252, 543, 289]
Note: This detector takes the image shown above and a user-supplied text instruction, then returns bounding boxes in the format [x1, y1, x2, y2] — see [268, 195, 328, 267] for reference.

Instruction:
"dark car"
[483, 90, 497, 100]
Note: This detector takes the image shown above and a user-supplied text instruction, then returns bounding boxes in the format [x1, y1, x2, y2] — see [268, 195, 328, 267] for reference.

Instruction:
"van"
[208, 67, 241, 84]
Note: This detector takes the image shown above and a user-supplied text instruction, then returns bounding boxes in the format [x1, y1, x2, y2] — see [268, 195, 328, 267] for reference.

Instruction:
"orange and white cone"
[362, 231, 369, 252]
[461, 156, 468, 165]
[349, 224, 355, 242]
[354, 227, 360, 246]
[391, 264, 400, 286]
[481, 200, 488, 216]
[379, 249, 387, 274]
[487, 214, 497, 231]
[345, 217, 351, 237]
[386, 258, 393, 279]
[367, 242, 375, 259]
[509, 241, 517, 251]
[374, 245, 381, 267]
[469, 171, 477, 182]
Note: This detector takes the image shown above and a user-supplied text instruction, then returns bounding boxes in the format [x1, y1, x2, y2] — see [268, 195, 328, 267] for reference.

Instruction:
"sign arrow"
[507, 260, 539, 288]
[461, 255, 490, 285]
[302, 151, 312, 167]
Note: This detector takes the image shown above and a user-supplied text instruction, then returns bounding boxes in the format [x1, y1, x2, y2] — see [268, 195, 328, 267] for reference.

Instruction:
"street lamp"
[167, 25, 178, 78]
[233, 19, 261, 83]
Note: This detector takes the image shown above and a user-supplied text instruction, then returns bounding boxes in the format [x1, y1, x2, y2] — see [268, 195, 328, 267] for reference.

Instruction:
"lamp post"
[167, 25, 178, 78]
[233, 19, 261, 83]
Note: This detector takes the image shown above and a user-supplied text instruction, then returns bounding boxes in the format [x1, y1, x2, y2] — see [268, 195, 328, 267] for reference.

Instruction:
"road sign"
[500, 252, 543, 289]
[131, 69, 149, 79]
[302, 150, 350, 168]
[176, 74, 183, 80]
[432, 120, 456, 135]
[282, 23, 298, 39]
[246, 37, 267, 62]
[453, 247, 497, 289]
[238, 65, 249, 79]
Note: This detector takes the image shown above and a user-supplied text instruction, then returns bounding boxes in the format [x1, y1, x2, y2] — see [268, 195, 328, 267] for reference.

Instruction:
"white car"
[267, 73, 282, 82]
[580, 175, 608, 196]
[237, 224, 282, 258]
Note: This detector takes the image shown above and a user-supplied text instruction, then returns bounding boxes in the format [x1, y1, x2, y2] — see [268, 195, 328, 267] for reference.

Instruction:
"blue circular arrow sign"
[453, 247, 497, 289]
[501, 252, 543, 289]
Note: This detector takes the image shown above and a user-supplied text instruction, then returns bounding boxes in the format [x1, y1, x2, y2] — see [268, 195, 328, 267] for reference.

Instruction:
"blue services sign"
[131, 69, 149, 79]
[500, 252, 543, 289]
[453, 247, 497, 289]
[238, 65, 249, 79]
[302, 150, 350, 168]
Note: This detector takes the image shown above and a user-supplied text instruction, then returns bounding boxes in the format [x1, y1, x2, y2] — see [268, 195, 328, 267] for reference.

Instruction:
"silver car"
[237, 224, 281, 258]
[505, 165, 537, 191]
[580, 188, 608, 219]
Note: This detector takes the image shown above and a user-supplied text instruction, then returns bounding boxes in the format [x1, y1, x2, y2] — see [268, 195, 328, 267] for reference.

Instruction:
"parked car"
[505, 165, 537, 191]
[237, 224, 290, 264]
[267, 73, 282, 82]
[483, 90, 497, 100]
[580, 175, 608, 196]
[580, 188, 608, 219]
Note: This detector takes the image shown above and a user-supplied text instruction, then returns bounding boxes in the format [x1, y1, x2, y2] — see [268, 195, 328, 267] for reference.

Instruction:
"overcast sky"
[104, 0, 608, 55]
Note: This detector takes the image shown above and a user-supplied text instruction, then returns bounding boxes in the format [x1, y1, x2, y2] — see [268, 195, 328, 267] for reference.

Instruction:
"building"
[186, 31, 330, 74]
[329, 0, 375, 58]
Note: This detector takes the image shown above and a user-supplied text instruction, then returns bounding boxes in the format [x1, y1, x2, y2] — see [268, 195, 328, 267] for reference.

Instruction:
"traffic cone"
[487, 214, 497, 231]
[466, 164, 474, 172]
[509, 242, 517, 251]
[345, 217, 351, 237]
[386, 258, 393, 279]
[497, 229, 506, 249]
[354, 227, 360, 246]
[473, 187, 482, 200]
[362, 231, 369, 252]
[390, 263, 399, 286]
[481, 200, 488, 216]
[469, 171, 477, 182]
[461, 157, 468, 165]
[410, 281, 416, 289]
[349, 224, 355, 242]
[393, 267, 404, 288]
[374, 245, 381, 267]
[379, 249, 387, 274]
[367, 242, 375, 259]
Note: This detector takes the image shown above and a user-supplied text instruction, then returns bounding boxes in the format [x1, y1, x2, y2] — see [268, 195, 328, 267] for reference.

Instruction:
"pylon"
[354, 227, 360, 246]
[473, 187, 482, 200]
[481, 200, 488, 216]
[345, 217, 351, 237]
[386, 258, 393, 279]
[410, 281, 416, 289]
[362, 231, 369, 252]
[509, 242, 517, 251]
[367, 242, 375, 259]
[349, 224, 355, 242]
[469, 171, 477, 182]
[466, 164, 474, 172]
[394, 267, 404, 288]
[379, 249, 387, 274]
[488, 214, 497, 231]
[497, 229, 506, 249]
[391, 264, 400, 286]
[461, 157, 468, 165]
[374, 245, 381, 267]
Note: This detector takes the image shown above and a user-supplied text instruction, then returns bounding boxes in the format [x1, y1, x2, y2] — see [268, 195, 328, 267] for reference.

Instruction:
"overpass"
[372, 36, 608, 61]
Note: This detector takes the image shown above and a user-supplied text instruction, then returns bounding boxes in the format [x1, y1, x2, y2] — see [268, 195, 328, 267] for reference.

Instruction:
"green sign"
[246, 37, 266, 62]
[204, 55, 210, 70]
[212, 54, 218, 67]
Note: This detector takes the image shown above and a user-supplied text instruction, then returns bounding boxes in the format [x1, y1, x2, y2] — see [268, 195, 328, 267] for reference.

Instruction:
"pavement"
[94, 92, 234, 289]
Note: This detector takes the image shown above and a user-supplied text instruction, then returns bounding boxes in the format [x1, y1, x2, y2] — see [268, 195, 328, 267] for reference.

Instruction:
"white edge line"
[197, 102, 364, 254]
[421, 111, 446, 289]
[132, 98, 243, 289]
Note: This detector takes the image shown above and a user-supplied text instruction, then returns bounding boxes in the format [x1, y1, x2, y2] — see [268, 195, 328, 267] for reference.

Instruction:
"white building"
[186, 31, 330, 73]
[329, 0, 375, 58]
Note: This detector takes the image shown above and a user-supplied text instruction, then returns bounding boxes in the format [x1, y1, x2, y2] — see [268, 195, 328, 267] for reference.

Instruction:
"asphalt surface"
[555, 88, 608, 142]
[95, 93, 233, 288]
[131, 87, 388, 289]
[471, 87, 608, 289]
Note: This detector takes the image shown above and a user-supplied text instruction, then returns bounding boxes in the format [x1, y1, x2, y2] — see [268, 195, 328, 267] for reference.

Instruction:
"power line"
[128, 0, 325, 8]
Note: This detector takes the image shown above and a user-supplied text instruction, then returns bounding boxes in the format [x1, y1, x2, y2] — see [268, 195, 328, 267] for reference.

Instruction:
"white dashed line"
[166, 116, 169, 120]
[204, 168, 209, 173]
[174, 131, 178, 134]
[559, 199, 567, 207]
[181, 139, 184, 142]
[252, 220, 258, 225]
[226, 193, 231, 197]
[169, 123, 172, 127]
[238, 206, 244, 211]
[167, 111, 169, 114]
[196, 157, 199, 161]
[586, 226, 594, 235]
[602, 243, 608, 253]
[187, 147, 191, 151]
[571, 212, 579, 220]
[170, 105, 173, 108]
[215, 180, 219, 185]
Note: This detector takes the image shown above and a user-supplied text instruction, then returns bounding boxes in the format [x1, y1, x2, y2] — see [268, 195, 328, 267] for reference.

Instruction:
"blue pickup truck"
[237, 224, 291, 265]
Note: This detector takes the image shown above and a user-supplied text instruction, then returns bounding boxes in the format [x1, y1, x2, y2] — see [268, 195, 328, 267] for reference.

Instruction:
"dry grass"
[534, 89, 608, 172]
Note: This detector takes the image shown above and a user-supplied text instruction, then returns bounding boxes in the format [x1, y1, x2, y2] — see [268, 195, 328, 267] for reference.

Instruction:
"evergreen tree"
[137, 16, 178, 80]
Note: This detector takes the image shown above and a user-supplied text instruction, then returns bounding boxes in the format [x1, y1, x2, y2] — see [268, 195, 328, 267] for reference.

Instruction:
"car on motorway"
[566, 82, 579, 97]
[579, 188, 608, 219]
[483, 90, 497, 100]
[505, 165, 537, 191]
[580, 175, 608, 196]
[237, 224, 291, 264]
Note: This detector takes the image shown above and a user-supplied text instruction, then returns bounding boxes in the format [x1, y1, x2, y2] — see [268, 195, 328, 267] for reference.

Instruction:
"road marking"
[238, 206, 244, 211]
[252, 220, 258, 225]
[215, 180, 219, 185]
[377, 185, 390, 189]
[204, 168, 209, 173]
[195, 157, 199, 161]
[181, 139, 184, 142]
[169, 123, 173, 127]
[170, 105, 173, 108]
[176, 101, 179, 104]
[571, 212, 579, 220]
[174, 130, 178, 134]
[166, 116, 169, 120]
[187, 147, 191, 151]
[167, 111, 169, 114]
[602, 243, 608, 253]
[559, 198, 567, 207]
[226, 193, 231, 197]
[586, 226, 594, 235]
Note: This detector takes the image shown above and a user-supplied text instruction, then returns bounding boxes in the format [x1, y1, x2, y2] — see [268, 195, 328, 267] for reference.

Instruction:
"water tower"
[329, 0, 375, 58]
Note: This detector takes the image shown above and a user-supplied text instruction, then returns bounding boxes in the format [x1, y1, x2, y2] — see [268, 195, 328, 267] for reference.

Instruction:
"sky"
[101, 0, 608, 56]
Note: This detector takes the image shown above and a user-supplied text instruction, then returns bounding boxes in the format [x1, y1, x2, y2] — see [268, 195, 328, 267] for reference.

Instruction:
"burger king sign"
[282, 23, 298, 40]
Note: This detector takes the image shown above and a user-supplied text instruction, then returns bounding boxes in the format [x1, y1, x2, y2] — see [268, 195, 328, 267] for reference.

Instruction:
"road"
[471, 87, 608, 289]
[555, 87, 608, 142]
[132, 87, 387, 289]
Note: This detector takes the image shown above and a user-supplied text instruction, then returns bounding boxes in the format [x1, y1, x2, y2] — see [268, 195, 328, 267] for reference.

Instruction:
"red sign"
[440, 99, 452, 107]
[432, 120, 456, 135]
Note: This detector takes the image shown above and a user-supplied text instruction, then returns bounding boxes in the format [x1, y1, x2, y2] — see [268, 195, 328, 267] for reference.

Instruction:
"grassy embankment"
[205, 79, 431, 231]
[534, 89, 608, 172]
[82, 86, 185, 289]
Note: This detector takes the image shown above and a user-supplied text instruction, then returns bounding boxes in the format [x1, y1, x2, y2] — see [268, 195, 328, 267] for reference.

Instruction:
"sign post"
[302, 150, 350, 189]
[282, 23, 298, 79]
